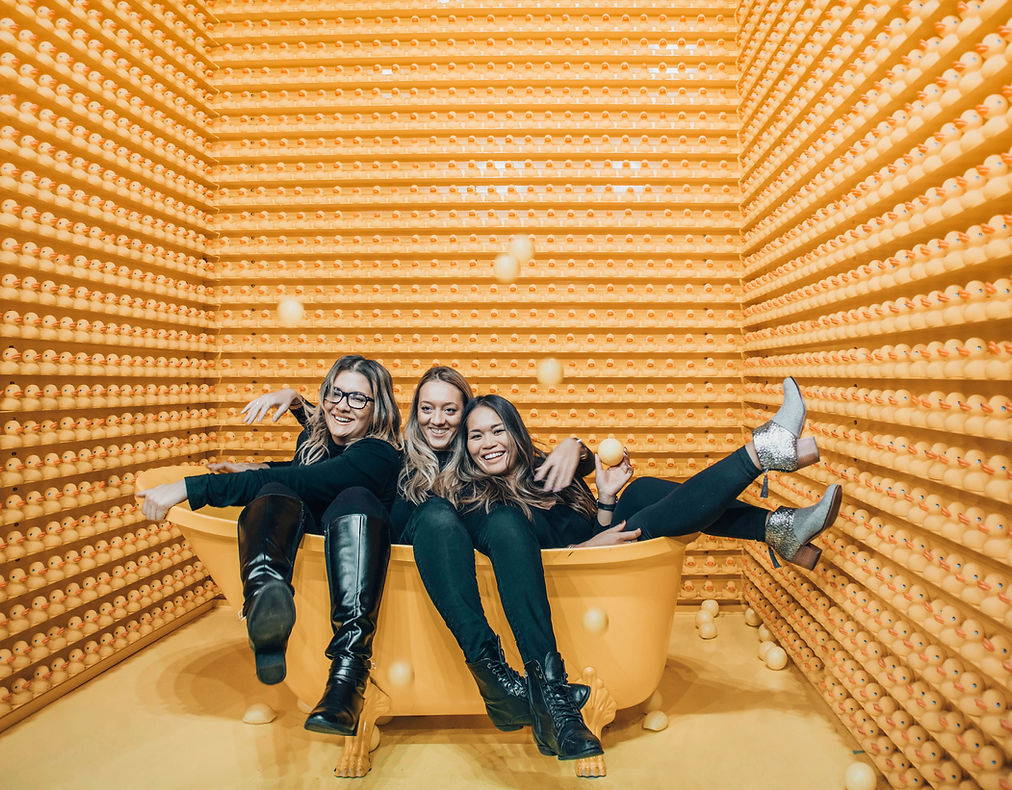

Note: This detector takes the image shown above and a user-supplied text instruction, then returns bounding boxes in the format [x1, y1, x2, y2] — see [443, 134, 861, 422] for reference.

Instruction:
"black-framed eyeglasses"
[323, 387, 374, 410]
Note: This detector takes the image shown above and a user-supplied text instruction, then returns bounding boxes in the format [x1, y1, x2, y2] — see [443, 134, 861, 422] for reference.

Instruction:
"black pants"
[619, 446, 767, 542]
[401, 498, 555, 665]
[250, 483, 387, 536]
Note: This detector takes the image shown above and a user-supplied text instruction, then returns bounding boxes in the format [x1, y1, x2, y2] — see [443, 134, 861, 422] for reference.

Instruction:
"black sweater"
[184, 426, 400, 523]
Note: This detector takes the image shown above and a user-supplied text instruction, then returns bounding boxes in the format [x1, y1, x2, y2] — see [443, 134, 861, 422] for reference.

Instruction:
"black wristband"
[596, 500, 617, 512]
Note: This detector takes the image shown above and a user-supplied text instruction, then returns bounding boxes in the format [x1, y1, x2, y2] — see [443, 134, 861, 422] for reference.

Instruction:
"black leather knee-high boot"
[237, 494, 305, 685]
[304, 512, 390, 736]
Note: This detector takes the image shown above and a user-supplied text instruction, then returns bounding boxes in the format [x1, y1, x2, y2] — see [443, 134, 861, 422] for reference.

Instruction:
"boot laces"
[488, 658, 525, 697]
[542, 675, 582, 728]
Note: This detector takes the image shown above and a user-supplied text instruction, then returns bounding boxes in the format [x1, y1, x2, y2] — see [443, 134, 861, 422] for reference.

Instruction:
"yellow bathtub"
[137, 466, 689, 777]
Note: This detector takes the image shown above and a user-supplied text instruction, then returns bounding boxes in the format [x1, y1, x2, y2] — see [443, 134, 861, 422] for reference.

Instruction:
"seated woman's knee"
[481, 505, 538, 553]
[254, 481, 300, 500]
[322, 486, 385, 524]
[413, 497, 463, 532]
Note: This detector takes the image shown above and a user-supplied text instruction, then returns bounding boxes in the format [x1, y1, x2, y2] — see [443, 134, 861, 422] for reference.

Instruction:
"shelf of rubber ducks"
[0, 0, 221, 730]
[0, 0, 1010, 784]
[733, 0, 1012, 787]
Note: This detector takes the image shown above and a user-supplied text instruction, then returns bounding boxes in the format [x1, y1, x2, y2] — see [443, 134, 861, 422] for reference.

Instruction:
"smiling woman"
[135, 355, 402, 740]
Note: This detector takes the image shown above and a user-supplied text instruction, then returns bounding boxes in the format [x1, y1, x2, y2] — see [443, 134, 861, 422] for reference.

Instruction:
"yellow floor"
[1, 606, 871, 789]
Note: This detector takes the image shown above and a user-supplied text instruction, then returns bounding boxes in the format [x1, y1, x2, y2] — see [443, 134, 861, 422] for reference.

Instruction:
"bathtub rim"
[141, 466, 694, 567]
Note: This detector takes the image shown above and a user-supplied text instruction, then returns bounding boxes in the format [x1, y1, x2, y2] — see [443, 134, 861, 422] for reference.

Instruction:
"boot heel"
[247, 581, 295, 685]
[792, 543, 822, 570]
[795, 436, 819, 468]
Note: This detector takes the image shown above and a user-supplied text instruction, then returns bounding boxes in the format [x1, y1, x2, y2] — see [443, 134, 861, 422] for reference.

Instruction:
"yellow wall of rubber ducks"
[1, 1, 1011, 787]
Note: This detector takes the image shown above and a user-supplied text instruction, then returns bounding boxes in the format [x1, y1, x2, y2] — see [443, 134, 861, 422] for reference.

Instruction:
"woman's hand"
[206, 461, 269, 473]
[240, 388, 301, 424]
[594, 451, 634, 501]
[575, 522, 641, 548]
[135, 480, 188, 521]
[536, 437, 585, 492]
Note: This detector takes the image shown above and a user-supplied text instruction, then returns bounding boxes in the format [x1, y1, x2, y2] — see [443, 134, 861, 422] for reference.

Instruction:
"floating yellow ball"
[744, 607, 761, 627]
[536, 357, 563, 387]
[597, 438, 625, 467]
[509, 235, 534, 265]
[494, 253, 520, 283]
[277, 297, 305, 325]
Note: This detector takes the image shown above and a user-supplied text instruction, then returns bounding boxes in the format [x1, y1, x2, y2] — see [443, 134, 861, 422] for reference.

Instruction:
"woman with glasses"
[137, 355, 401, 737]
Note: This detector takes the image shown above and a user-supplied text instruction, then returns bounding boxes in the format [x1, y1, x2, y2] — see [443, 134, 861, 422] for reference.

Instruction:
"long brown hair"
[296, 355, 401, 465]
[398, 366, 473, 504]
[437, 394, 596, 520]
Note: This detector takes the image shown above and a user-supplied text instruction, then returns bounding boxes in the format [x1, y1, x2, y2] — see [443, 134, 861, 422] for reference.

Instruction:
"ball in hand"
[597, 438, 624, 467]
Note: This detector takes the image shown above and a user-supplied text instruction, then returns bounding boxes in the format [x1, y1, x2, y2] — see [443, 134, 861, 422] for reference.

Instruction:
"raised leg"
[573, 667, 617, 778]
[334, 680, 391, 778]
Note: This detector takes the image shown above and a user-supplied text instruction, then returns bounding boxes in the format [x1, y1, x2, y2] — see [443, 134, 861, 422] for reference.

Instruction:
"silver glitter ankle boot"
[752, 377, 820, 496]
[764, 485, 842, 569]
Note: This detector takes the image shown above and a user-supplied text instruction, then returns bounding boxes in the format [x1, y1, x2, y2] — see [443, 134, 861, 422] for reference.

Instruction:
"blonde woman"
[137, 355, 401, 736]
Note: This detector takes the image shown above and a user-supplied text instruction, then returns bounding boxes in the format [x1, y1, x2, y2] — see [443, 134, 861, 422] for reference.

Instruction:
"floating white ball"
[757, 640, 775, 660]
[640, 690, 663, 713]
[536, 357, 564, 387]
[764, 646, 788, 670]
[597, 438, 625, 467]
[757, 625, 772, 642]
[642, 710, 669, 731]
[844, 761, 877, 790]
[369, 726, 381, 752]
[744, 607, 761, 627]
[509, 235, 534, 265]
[582, 607, 608, 634]
[242, 702, 277, 725]
[277, 297, 305, 325]
[494, 253, 520, 283]
[698, 621, 717, 639]
[388, 660, 413, 687]
[694, 610, 714, 629]
[700, 599, 719, 617]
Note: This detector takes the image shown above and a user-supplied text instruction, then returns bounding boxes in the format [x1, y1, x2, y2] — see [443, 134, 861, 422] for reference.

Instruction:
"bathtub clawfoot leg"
[574, 666, 617, 778]
[333, 681, 391, 778]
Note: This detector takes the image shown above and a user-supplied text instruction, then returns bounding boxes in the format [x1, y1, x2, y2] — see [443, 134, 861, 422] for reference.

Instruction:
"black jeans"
[618, 446, 767, 542]
[402, 497, 556, 665]
[250, 483, 388, 536]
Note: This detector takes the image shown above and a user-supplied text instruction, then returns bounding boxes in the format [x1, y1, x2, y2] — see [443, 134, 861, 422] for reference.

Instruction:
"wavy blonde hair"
[436, 395, 597, 520]
[398, 367, 473, 505]
[296, 355, 401, 465]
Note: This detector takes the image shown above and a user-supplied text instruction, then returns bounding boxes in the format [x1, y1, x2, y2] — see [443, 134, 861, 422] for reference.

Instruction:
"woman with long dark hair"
[425, 379, 842, 760]
[136, 355, 401, 737]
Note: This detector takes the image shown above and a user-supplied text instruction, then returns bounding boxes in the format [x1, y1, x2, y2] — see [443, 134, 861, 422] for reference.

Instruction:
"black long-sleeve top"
[183, 420, 400, 524]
